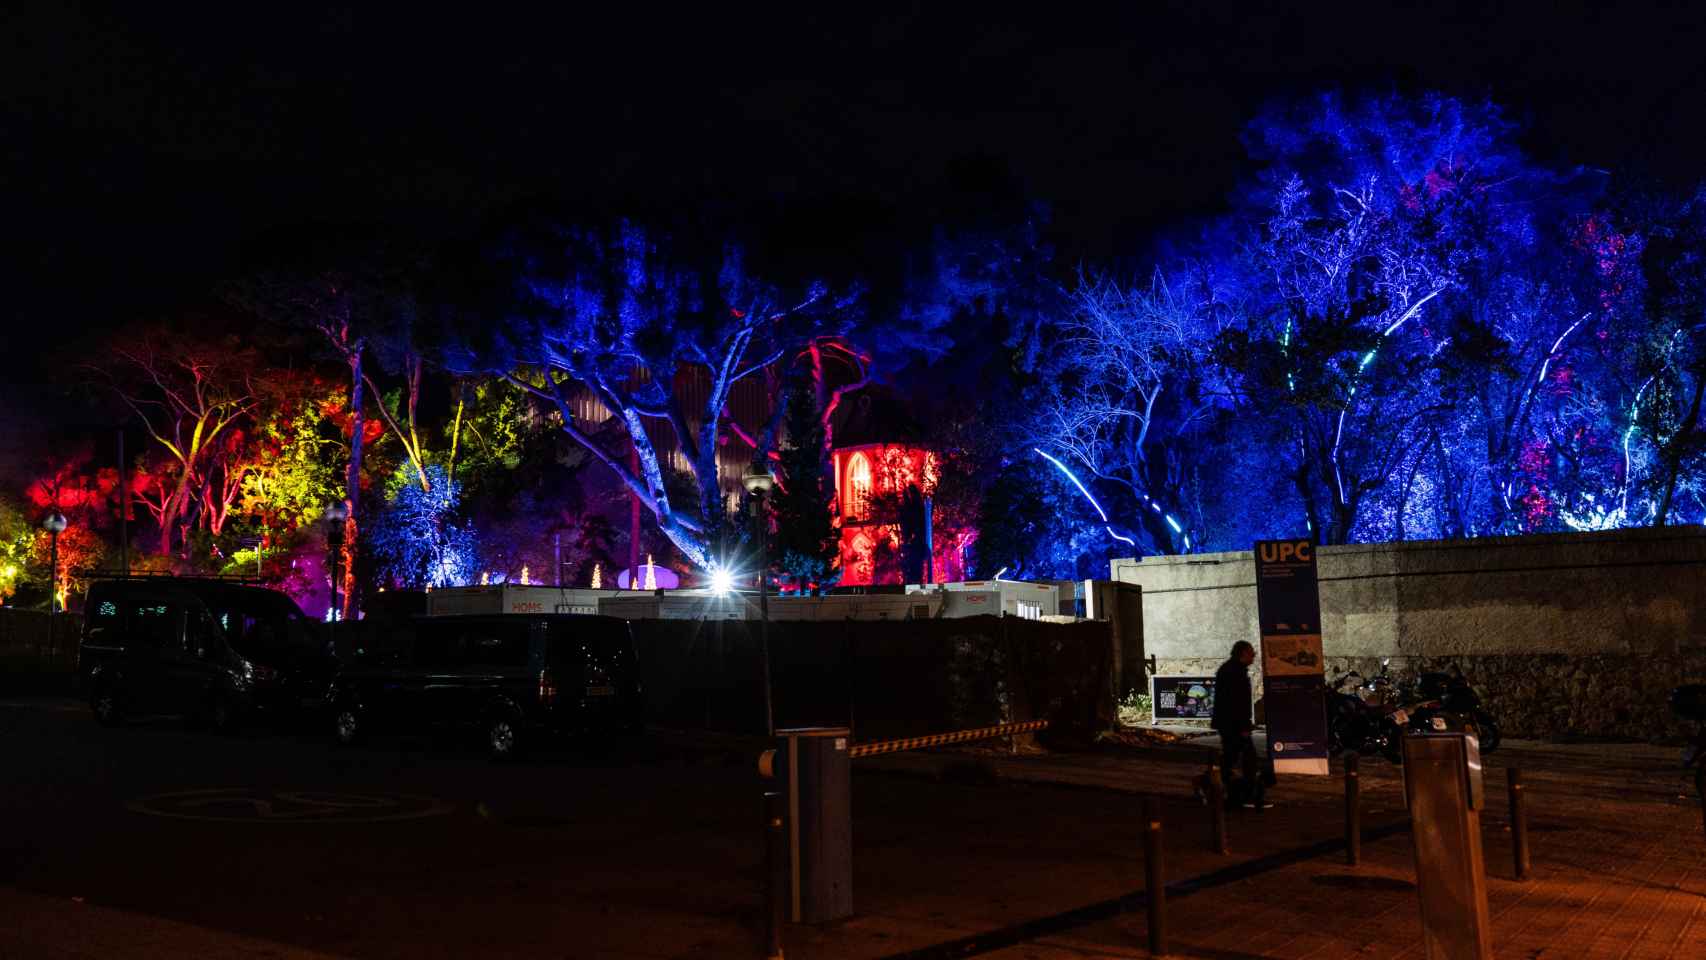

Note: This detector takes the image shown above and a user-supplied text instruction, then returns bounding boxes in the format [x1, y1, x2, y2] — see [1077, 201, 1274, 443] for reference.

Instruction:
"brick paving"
[833, 737, 1706, 960]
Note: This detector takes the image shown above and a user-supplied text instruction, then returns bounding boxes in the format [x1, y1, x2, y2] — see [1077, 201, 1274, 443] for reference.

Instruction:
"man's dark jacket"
[1212, 657, 1252, 734]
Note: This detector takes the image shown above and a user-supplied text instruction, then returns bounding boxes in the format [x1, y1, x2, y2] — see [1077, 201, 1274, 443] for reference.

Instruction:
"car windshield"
[206, 589, 316, 661]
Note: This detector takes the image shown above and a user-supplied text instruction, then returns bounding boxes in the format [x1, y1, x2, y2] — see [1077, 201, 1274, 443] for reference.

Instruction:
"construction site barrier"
[846, 719, 1050, 758]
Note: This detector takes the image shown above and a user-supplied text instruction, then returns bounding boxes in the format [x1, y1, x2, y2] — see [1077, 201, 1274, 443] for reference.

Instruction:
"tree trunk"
[343, 351, 365, 620]
[159, 469, 195, 557]
[1656, 374, 1706, 526]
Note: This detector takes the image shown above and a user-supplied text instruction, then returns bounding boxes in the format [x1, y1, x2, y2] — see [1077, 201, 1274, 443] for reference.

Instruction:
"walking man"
[1212, 640, 1268, 809]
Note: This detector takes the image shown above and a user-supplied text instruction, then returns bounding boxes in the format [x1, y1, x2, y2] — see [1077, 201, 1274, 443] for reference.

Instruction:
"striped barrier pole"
[847, 719, 1051, 759]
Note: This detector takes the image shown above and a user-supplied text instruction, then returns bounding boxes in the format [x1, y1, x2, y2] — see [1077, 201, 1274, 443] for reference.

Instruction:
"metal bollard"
[1345, 752, 1361, 866]
[1205, 764, 1227, 855]
[764, 791, 787, 960]
[1144, 795, 1167, 956]
[1507, 768, 1530, 881]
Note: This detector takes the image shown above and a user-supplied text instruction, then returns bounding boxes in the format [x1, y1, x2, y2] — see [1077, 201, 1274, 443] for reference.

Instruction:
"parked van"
[325, 614, 641, 757]
[79, 577, 335, 729]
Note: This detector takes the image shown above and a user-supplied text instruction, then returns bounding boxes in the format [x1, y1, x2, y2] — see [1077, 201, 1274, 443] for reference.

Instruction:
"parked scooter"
[1398, 665, 1502, 755]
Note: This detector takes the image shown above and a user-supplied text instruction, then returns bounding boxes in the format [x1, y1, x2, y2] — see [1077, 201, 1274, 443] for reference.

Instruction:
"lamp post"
[743, 457, 776, 736]
[42, 511, 67, 616]
[324, 501, 349, 622]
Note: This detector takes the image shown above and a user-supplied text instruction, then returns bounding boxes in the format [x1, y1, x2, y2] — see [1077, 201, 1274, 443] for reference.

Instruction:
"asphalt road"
[0, 698, 773, 958]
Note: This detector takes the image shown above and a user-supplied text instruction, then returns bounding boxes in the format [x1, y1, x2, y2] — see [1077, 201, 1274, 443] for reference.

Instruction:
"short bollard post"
[1507, 768, 1530, 881]
[1205, 764, 1228, 855]
[1144, 795, 1166, 956]
[1344, 752, 1361, 866]
[764, 791, 787, 959]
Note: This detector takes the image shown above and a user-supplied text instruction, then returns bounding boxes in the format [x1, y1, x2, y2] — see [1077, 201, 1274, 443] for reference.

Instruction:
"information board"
[1150, 676, 1216, 720]
[1253, 538, 1330, 775]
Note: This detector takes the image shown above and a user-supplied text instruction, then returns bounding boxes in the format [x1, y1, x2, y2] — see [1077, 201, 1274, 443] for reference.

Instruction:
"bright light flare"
[710, 566, 736, 595]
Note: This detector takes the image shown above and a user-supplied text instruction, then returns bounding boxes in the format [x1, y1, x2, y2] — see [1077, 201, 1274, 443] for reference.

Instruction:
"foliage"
[239, 384, 346, 534]
[1117, 691, 1154, 727]
[368, 464, 478, 588]
[0, 497, 33, 602]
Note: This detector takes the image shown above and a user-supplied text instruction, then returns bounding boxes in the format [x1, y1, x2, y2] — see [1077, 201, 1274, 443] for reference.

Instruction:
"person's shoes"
[1242, 799, 1275, 810]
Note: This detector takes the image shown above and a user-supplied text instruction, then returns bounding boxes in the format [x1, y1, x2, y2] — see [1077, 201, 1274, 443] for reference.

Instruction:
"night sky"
[4, 1, 1705, 400]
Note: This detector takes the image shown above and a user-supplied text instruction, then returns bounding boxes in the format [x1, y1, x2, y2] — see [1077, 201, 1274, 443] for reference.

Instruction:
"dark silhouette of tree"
[769, 383, 839, 592]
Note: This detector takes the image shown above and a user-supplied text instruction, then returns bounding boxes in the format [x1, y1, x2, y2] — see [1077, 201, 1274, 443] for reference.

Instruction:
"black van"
[79, 578, 335, 729]
[325, 614, 642, 757]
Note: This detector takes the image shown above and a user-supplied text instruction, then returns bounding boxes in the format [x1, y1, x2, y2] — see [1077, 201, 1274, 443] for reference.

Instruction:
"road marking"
[128, 788, 454, 824]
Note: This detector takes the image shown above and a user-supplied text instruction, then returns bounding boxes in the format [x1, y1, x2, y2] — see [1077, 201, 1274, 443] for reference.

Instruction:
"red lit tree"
[95, 333, 259, 557]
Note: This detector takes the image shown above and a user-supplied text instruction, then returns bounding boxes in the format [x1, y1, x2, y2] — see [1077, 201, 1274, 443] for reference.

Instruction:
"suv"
[325, 614, 642, 757]
[79, 578, 335, 729]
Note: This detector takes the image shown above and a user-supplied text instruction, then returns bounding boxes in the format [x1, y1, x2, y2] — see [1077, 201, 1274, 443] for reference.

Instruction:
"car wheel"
[485, 712, 521, 759]
[333, 705, 364, 747]
[91, 686, 124, 727]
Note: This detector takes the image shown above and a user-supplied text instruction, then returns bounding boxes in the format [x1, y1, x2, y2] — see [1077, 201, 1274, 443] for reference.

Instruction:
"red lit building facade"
[831, 442, 970, 586]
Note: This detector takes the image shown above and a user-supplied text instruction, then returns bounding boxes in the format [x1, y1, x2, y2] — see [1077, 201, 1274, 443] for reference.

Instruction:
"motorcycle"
[1326, 666, 1407, 763]
[1398, 665, 1502, 755]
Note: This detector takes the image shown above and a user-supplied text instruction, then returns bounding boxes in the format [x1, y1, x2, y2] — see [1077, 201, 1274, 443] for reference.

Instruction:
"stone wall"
[1112, 527, 1706, 740]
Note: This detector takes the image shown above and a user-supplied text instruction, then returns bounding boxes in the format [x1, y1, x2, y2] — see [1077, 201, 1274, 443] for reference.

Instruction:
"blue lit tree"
[446, 220, 856, 571]
[369, 464, 478, 589]
[1026, 266, 1229, 554]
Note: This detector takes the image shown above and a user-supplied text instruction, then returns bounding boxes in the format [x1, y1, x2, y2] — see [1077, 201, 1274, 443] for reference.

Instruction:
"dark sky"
[4, 0, 1706, 400]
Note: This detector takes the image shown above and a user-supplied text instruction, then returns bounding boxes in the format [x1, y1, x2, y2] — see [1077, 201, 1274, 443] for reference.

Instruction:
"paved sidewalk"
[829, 737, 1706, 960]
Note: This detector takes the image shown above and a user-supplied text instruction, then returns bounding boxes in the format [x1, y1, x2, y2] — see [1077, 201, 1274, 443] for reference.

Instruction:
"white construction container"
[425, 585, 619, 617]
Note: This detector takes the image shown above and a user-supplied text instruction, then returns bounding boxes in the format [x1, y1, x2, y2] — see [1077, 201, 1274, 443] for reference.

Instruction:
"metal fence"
[0, 608, 82, 678]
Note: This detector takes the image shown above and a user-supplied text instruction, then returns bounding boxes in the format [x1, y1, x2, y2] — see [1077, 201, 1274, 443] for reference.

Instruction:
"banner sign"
[1150, 676, 1216, 720]
[1253, 538, 1329, 775]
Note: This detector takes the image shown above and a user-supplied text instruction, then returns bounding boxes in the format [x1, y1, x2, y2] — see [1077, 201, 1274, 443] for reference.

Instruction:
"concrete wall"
[1112, 527, 1706, 739]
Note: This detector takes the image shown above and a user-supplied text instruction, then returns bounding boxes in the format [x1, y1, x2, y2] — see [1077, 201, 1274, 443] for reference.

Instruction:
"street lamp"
[42, 511, 67, 616]
[743, 458, 776, 736]
[323, 501, 348, 622]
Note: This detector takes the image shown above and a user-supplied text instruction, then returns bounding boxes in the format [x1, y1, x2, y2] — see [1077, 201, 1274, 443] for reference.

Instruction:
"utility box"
[774, 726, 853, 923]
[1402, 732, 1492, 960]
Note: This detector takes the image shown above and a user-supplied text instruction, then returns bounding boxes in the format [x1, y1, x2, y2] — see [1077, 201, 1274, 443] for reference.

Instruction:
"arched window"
[845, 452, 872, 519]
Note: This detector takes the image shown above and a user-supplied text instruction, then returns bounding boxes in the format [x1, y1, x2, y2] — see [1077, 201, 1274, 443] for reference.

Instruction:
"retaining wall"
[1112, 527, 1706, 739]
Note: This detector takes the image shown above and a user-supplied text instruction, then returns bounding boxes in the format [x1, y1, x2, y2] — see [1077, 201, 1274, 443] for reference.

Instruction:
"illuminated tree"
[95, 333, 257, 557]
[369, 464, 477, 589]
[1029, 268, 1228, 554]
[231, 267, 420, 616]
[449, 219, 855, 570]
[0, 497, 33, 602]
